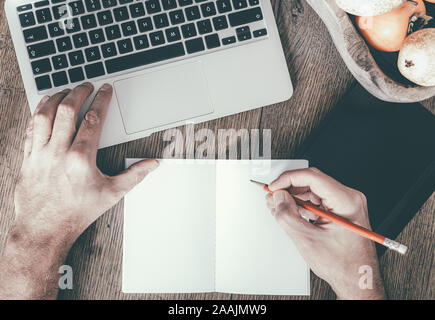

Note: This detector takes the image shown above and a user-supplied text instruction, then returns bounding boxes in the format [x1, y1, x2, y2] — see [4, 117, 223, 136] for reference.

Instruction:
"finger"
[23, 118, 34, 158]
[50, 82, 94, 149]
[32, 90, 70, 150]
[273, 190, 317, 237]
[71, 84, 112, 155]
[265, 193, 274, 209]
[293, 192, 322, 206]
[266, 199, 274, 210]
[269, 168, 358, 214]
[110, 159, 159, 197]
[297, 207, 319, 222]
[288, 186, 310, 195]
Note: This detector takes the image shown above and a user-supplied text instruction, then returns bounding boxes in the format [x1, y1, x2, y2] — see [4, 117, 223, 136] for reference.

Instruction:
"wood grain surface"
[0, 0, 433, 300]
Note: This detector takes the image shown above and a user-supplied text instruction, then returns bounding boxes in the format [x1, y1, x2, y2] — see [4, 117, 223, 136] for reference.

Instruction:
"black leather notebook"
[297, 84, 435, 255]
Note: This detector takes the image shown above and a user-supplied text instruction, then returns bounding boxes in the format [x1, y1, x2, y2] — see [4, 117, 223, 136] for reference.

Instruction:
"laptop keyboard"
[17, 0, 269, 92]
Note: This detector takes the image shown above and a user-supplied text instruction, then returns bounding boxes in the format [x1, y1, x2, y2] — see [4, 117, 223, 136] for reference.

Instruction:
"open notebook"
[123, 159, 310, 295]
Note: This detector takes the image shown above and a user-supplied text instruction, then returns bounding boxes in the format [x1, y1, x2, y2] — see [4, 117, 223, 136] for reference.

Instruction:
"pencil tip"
[250, 180, 265, 187]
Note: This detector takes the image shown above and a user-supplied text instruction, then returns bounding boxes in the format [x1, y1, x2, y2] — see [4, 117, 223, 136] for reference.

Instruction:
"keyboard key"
[65, 18, 81, 34]
[114, 6, 129, 22]
[181, 23, 196, 38]
[81, 14, 98, 29]
[73, 33, 89, 48]
[222, 36, 236, 45]
[85, 62, 105, 78]
[102, 0, 117, 8]
[52, 71, 69, 87]
[69, 1, 85, 15]
[101, 42, 117, 57]
[48, 22, 65, 37]
[197, 19, 212, 35]
[36, 8, 52, 24]
[19, 12, 36, 28]
[153, 13, 169, 29]
[165, 27, 181, 42]
[185, 37, 205, 54]
[205, 33, 220, 49]
[105, 42, 185, 74]
[149, 31, 165, 46]
[17, 4, 33, 12]
[228, 7, 263, 27]
[253, 28, 267, 38]
[178, 0, 193, 6]
[162, 0, 177, 10]
[236, 25, 251, 41]
[31, 58, 52, 75]
[169, 10, 185, 25]
[27, 40, 56, 59]
[145, 0, 161, 14]
[35, 75, 52, 91]
[121, 21, 138, 36]
[52, 4, 68, 20]
[201, 2, 216, 17]
[56, 36, 73, 52]
[129, 2, 145, 18]
[105, 25, 122, 40]
[133, 35, 149, 50]
[52, 54, 69, 70]
[119, 0, 133, 3]
[249, 0, 259, 5]
[97, 10, 114, 26]
[217, 0, 232, 13]
[23, 26, 48, 43]
[212, 16, 228, 31]
[89, 29, 106, 44]
[69, 50, 85, 65]
[85, 46, 101, 62]
[35, 1, 50, 8]
[117, 39, 133, 54]
[137, 17, 153, 32]
[85, 0, 101, 12]
[232, 0, 247, 10]
[68, 67, 85, 83]
[185, 6, 201, 21]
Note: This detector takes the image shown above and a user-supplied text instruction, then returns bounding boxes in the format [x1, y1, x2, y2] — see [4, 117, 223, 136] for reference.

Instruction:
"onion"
[398, 28, 435, 87]
[336, 0, 407, 16]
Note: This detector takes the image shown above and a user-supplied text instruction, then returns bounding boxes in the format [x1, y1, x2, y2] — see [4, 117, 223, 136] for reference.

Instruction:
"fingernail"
[81, 82, 94, 90]
[41, 95, 50, 103]
[273, 191, 287, 206]
[148, 159, 159, 171]
[62, 89, 71, 94]
[100, 83, 112, 91]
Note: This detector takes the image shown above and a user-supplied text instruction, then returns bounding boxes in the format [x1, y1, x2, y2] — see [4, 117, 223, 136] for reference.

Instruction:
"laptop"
[6, 0, 292, 148]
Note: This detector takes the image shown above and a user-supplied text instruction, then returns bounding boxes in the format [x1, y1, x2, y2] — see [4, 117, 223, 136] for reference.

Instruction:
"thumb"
[111, 159, 159, 196]
[273, 190, 317, 235]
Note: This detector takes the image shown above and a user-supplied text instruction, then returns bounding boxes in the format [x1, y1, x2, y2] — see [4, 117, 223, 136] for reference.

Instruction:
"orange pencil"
[250, 180, 408, 255]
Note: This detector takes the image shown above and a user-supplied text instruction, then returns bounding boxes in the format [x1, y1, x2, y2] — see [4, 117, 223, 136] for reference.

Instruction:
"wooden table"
[0, 0, 433, 300]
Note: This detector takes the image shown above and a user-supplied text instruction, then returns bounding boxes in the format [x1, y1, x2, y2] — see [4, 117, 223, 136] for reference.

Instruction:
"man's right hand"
[265, 168, 386, 299]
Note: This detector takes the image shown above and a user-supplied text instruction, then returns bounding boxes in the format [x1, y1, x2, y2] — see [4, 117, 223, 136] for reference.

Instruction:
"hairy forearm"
[0, 223, 74, 300]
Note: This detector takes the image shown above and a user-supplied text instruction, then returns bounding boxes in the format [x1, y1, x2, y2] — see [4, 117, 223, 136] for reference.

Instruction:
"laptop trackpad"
[114, 62, 214, 135]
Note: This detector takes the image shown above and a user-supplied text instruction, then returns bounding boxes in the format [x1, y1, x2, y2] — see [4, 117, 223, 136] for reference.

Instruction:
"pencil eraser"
[384, 238, 408, 255]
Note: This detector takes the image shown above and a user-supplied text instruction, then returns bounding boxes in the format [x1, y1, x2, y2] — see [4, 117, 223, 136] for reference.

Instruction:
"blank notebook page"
[216, 160, 310, 295]
[123, 159, 216, 293]
[123, 159, 310, 295]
